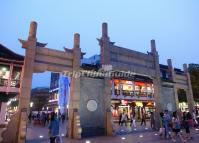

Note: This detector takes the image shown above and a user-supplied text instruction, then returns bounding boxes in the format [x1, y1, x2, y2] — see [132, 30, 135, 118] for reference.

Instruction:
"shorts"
[185, 127, 190, 133]
[172, 129, 180, 133]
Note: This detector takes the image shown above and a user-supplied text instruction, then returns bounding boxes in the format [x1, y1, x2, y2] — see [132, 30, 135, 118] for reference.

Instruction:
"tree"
[177, 89, 187, 103]
[189, 64, 199, 102]
[0, 92, 17, 102]
[31, 96, 48, 111]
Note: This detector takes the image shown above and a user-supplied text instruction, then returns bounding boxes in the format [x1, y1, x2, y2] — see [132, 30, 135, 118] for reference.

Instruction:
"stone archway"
[1, 21, 82, 143]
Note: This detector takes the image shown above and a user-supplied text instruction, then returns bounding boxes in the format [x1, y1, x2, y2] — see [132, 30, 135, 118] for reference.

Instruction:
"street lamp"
[30, 102, 33, 108]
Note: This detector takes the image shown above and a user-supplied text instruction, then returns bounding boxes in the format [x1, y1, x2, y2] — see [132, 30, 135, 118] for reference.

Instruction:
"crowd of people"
[28, 111, 66, 126]
[159, 109, 199, 142]
[118, 108, 155, 128]
[117, 107, 199, 142]
[28, 108, 198, 143]
[28, 111, 66, 143]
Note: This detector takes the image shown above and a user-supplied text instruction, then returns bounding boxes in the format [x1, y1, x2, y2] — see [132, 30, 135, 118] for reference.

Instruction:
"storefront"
[113, 79, 154, 98]
[111, 77, 155, 121]
[0, 44, 24, 124]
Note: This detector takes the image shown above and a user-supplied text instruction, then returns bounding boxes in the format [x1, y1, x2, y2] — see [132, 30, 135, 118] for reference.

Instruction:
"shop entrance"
[111, 99, 155, 134]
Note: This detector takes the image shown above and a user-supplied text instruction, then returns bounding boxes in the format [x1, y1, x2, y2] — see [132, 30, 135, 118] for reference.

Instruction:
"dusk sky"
[1, 0, 199, 88]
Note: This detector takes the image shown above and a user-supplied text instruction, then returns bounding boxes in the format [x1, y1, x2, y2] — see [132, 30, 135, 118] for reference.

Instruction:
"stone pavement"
[26, 122, 199, 143]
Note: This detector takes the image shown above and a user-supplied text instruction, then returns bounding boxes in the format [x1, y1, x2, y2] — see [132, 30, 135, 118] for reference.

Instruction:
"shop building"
[30, 87, 49, 111]
[48, 73, 70, 115]
[0, 44, 24, 124]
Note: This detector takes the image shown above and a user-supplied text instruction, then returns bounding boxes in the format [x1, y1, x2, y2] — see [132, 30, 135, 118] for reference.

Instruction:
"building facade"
[0, 44, 24, 124]
[30, 87, 49, 111]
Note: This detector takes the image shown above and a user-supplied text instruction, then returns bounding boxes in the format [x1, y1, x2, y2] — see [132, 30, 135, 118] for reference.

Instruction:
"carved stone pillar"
[167, 59, 179, 110]
[98, 23, 111, 65]
[151, 39, 162, 129]
[183, 64, 194, 112]
[17, 21, 37, 143]
[68, 33, 81, 139]
[104, 78, 113, 136]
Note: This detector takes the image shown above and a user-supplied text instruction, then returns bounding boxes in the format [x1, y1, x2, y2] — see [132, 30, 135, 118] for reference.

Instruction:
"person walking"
[28, 112, 32, 124]
[159, 112, 165, 137]
[183, 112, 192, 140]
[150, 112, 155, 129]
[192, 110, 198, 127]
[121, 111, 128, 127]
[130, 111, 136, 128]
[48, 112, 60, 143]
[171, 111, 186, 143]
[163, 110, 171, 139]
[119, 112, 122, 126]
[140, 108, 146, 126]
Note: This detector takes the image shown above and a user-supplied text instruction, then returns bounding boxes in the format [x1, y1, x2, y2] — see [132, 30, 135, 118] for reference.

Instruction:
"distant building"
[189, 63, 199, 70]
[48, 55, 100, 114]
[31, 87, 50, 97]
[48, 73, 60, 112]
[188, 63, 199, 104]
[0, 44, 24, 124]
[30, 87, 50, 111]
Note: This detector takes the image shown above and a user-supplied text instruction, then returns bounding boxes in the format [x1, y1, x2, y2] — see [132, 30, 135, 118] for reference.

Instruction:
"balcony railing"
[112, 90, 154, 100]
[0, 78, 20, 88]
[10, 80, 20, 88]
[0, 78, 8, 86]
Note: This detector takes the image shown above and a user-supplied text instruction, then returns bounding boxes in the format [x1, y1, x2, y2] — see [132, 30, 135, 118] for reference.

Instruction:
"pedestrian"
[163, 110, 171, 139]
[121, 111, 128, 127]
[140, 107, 146, 126]
[119, 112, 122, 126]
[150, 112, 155, 129]
[46, 113, 50, 125]
[48, 112, 60, 143]
[159, 112, 165, 137]
[171, 111, 186, 143]
[192, 110, 198, 127]
[130, 111, 136, 128]
[61, 114, 65, 123]
[28, 112, 32, 124]
[184, 112, 192, 140]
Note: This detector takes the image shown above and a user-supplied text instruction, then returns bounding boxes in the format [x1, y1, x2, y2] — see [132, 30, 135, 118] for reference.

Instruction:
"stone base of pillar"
[105, 111, 113, 136]
[67, 109, 81, 139]
[1, 111, 19, 143]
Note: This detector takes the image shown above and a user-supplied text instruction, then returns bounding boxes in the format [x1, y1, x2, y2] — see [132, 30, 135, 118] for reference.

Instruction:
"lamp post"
[30, 102, 33, 108]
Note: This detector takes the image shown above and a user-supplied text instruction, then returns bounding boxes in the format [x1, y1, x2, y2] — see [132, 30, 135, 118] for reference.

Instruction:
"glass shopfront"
[113, 79, 154, 98]
[111, 100, 155, 121]
[111, 78, 155, 122]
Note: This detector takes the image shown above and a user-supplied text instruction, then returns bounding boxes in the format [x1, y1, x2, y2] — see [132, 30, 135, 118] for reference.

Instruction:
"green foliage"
[31, 96, 48, 111]
[0, 92, 17, 102]
[189, 67, 199, 101]
[178, 89, 187, 103]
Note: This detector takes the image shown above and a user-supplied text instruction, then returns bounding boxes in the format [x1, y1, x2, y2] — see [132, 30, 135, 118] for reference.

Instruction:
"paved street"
[26, 121, 199, 143]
